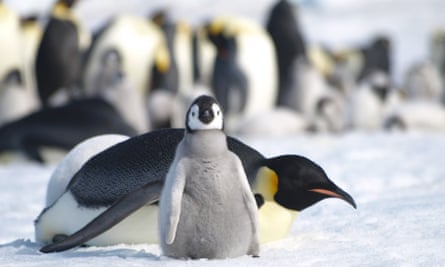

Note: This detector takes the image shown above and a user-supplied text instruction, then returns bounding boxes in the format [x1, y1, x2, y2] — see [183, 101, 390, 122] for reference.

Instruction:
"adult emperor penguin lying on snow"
[37, 99, 356, 253]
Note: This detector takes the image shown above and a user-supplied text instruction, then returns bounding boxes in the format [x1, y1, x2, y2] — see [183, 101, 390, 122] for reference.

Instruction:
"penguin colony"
[0, 0, 442, 260]
[1, 0, 444, 164]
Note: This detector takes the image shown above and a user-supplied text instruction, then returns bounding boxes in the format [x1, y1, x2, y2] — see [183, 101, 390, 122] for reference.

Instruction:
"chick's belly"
[176, 193, 251, 246]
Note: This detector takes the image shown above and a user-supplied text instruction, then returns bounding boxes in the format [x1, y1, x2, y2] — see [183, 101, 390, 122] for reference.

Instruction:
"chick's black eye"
[191, 111, 196, 117]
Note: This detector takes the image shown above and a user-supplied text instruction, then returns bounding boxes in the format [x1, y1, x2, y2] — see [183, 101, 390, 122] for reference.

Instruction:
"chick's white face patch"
[187, 103, 223, 131]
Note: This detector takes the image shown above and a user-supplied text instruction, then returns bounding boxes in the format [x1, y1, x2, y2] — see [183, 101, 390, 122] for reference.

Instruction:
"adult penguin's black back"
[67, 128, 264, 208]
[0, 98, 137, 163]
[35, 0, 81, 106]
[266, 0, 307, 106]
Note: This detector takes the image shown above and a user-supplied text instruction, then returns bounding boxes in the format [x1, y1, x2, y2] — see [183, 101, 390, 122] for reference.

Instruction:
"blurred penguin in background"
[383, 59, 445, 132]
[402, 62, 443, 102]
[82, 14, 169, 97]
[0, 3, 40, 125]
[207, 22, 248, 119]
[358, 36, 392, 83]
[347, 70, 398, 130]
[150, 11, 179, 95]
[20, 15, 43, 100]
[430, 30, 445, 103]
[266, 0, 307, 107]
[265, 0, 346, 133]
[35, 0, 91, 107]
[92, 48, 150, 133]
[82, 14, 170, 131]
[204, 16, 278, 132]
[148, 10, 195, 129]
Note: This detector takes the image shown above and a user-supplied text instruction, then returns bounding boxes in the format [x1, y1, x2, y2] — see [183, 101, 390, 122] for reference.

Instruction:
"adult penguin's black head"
[257, 155, 356, 211]
[185, 95, 224, 132]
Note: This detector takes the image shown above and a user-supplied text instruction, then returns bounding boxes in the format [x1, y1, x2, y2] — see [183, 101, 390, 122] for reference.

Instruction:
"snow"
[1, 0, 445, 265]
[1, 131, 445, 266]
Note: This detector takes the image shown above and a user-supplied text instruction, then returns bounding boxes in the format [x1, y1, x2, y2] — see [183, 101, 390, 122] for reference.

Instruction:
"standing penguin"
[204, 16, 278, 132]
[0, 3, 40, 125]
[82, 14, 169, 97]
[208, 28, 248, 117]
[358, 36, 391, 82]
[266, 0, 307, 106]
[35, 0, 89, 106]
[159, 95, 259, 259]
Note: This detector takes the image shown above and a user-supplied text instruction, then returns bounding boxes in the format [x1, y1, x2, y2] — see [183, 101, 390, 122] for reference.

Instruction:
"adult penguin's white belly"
[0, 5, 39, 125]
[217, 16, 277, 117]
[235, 21, 278, 117]
[0, 4, 22, 84]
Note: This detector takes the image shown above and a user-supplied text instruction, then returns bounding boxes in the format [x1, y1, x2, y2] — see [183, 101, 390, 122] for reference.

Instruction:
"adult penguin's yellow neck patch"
[208, 20, 224, 36]
[255, 167, 298, 243]
[155, 45, 170, 74]
[52, 2, 74, 21]
[258, 201, 298, 243]
[255, 167, 278, 201]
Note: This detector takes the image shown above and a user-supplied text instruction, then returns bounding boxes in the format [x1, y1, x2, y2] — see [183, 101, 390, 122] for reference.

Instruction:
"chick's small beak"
[199, 109, 214, 124]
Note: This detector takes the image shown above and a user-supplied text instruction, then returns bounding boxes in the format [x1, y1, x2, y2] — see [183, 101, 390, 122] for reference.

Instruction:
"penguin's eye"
[216, 110, 220, 116]
[191, 111, 196, 117]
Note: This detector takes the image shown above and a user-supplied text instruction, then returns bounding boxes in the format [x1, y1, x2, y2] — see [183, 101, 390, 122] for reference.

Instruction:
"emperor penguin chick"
[159, 95, 259, 259]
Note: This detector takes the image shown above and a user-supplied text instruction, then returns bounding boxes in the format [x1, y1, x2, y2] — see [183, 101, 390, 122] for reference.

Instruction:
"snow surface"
[1, 131, 445, 266]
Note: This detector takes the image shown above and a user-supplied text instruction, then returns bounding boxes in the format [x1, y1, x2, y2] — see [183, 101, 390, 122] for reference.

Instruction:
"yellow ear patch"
[255, 167, 278, 201]
[208, 20, 224, 35]
[155, 45, 170, 74]
[52, 2, 73, 20]
[255, 167, 299, 243]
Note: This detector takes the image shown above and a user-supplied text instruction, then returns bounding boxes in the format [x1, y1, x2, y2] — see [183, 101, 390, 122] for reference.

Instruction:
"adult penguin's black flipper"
[40, 180, 163, 253]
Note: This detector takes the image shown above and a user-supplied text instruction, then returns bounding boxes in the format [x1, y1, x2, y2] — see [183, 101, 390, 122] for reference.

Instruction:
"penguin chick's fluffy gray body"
[159, 129, 259, 259]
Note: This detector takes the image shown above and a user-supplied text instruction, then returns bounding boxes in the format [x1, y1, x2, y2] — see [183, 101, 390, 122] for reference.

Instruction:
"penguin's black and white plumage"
[202, 16, 278, 131]
[0, 4, 40, 125]
[90, 48, 150, 133]
[358, 36, 391, 82]
[148, 11, 195, 130]
[208, 29, 248, 117]
[264, 1, 346, 133]
[82, 14, 169, 97]
[402, 61, 443, 102]
[347, 70, 398, 130]
[35, 0, 88, 106]
[159, 95, 259, 259]
[0, 2, 23, 91]
[45, 134, 130, 207]
[0, 98, 137, 163]
[37, 122, 356, 253]
[266, 0, 307, 107]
